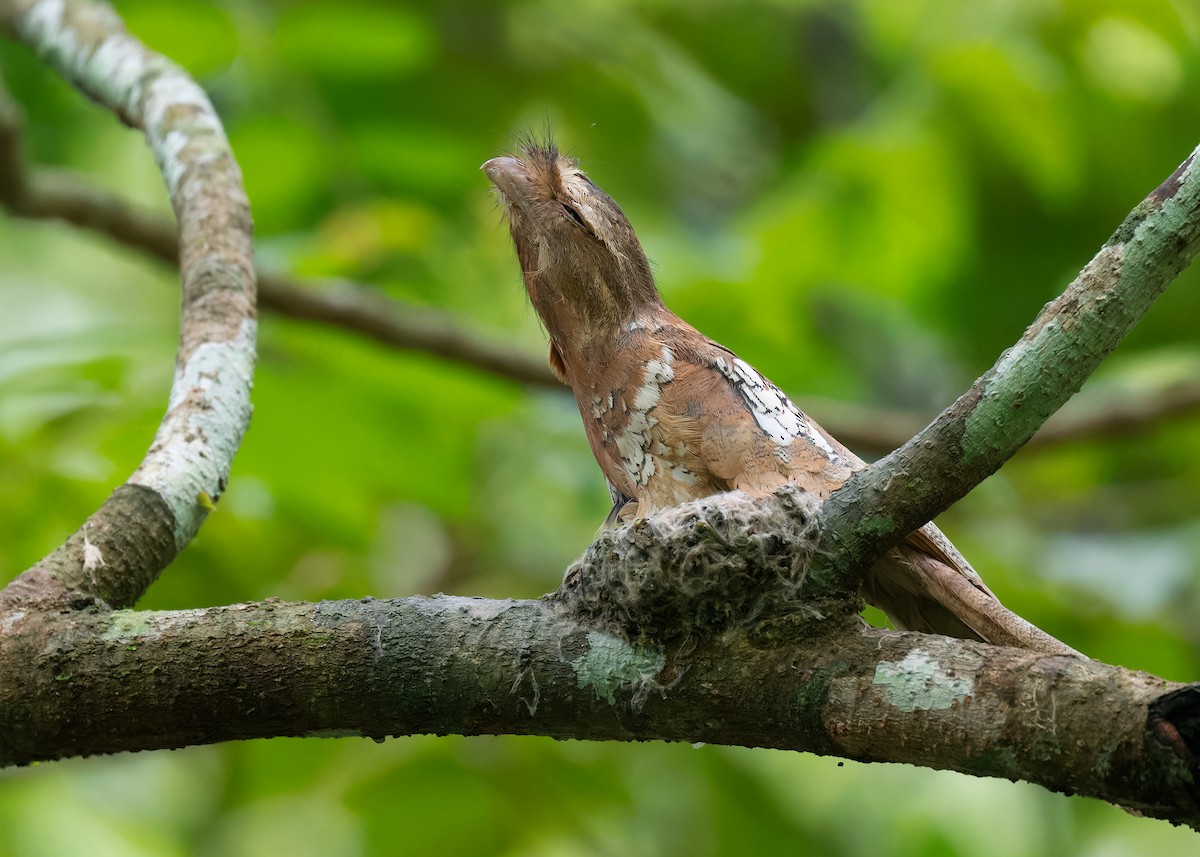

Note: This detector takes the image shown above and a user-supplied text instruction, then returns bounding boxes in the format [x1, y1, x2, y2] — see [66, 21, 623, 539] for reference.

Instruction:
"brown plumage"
[483, 140, 1078, 656]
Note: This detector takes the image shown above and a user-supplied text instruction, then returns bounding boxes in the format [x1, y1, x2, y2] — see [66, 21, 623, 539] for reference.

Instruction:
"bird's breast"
[581, 341, 711, 511]
[577, 330, 857, 516]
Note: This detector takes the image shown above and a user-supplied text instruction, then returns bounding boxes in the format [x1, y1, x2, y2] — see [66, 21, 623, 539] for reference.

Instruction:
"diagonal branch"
[0, 0, 255, 611]
[810, 148, 1200, 595]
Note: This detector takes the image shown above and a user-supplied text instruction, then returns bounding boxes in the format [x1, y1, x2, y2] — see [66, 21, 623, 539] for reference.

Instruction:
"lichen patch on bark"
[100, 611, 155, 642]
[570, 630, 665, 705]
[873, 649, 978, 712]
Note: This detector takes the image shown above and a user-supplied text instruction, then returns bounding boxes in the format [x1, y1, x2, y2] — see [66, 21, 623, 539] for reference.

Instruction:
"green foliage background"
[3, 0, 1200, 853]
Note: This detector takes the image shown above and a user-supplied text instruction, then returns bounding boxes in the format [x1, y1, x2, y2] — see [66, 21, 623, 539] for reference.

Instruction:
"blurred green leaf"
[931, 40, 1080, 204]
[228, 114, 331, 231]
[274, 4, 435, 79]
[120, 0, 238, 78]
[1081, 16, 1183, 104]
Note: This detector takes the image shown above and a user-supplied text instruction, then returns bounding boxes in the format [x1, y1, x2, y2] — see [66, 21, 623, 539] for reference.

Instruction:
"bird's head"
[483, 140, 660, 342]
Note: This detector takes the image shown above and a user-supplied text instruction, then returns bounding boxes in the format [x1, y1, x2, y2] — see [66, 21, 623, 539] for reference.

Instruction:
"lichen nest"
[554, 487, 821, 642]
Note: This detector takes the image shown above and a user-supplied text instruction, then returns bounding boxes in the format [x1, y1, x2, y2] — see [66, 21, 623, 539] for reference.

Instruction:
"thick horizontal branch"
[811, 148, 1200, 594]
[1, 0, 255, 612]
[0, 592, 1195, 826]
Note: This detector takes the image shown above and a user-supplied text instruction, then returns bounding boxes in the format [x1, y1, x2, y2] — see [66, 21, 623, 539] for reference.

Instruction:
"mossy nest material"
[555, 487, 821, 642]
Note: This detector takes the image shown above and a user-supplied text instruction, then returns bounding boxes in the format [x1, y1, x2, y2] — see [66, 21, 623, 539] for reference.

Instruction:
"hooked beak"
[481, 156, 528, 204]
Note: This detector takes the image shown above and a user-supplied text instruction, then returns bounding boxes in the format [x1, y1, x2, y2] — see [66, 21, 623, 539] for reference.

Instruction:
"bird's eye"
[560, 202, 587, 229]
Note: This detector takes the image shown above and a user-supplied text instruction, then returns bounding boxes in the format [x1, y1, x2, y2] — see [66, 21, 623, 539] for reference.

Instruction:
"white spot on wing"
[713, 355, 844, 461]
[670, 464, 699, 485]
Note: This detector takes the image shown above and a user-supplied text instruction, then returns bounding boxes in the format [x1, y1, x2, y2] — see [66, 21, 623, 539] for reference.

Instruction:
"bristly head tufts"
[481, 136, 661, 343]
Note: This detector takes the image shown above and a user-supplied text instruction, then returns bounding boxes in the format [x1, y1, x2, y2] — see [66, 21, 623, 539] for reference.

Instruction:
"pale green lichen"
[100, 606, 232, 642]
[873, 649, 976, 712]
[100, 611, 155, 642]
[0, 610, 27, 635]
[571, 630, 665, 705]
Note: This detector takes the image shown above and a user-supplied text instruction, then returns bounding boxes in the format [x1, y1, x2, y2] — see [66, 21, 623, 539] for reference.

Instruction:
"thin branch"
[259, 276, 558, 388]
[811, 148, 1200, 595]
[0, 585, 1195, 826]
[1026, 375, 1200, 447]
[0, 70, 26, 202]
[805, 380, 1200, 455]
[8, 154, 1200, 452]
[0, 0, 255, 611]
[14, 168, 179, 259]
[0, 161, 559, 389]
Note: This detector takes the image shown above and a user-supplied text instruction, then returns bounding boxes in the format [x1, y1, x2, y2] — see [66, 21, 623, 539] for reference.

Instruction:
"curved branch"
[811, 149, 1200, 595]
[0, 0, 255, 611]
[0, 590, 1195, 826]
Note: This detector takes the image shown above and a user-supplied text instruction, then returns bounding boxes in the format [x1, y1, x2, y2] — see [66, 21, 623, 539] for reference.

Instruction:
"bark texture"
[0, 586, 1196, 826]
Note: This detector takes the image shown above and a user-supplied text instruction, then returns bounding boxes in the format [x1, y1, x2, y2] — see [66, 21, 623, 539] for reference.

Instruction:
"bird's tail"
[862, 534, 1080, 657]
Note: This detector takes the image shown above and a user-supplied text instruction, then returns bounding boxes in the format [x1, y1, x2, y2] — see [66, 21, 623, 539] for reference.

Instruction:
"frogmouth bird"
[483, 140, 1077, 656]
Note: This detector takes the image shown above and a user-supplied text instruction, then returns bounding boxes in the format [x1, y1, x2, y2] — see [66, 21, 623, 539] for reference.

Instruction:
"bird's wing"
[678, 339, 858, 498]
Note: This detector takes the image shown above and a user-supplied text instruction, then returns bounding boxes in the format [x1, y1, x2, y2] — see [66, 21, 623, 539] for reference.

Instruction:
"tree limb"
[810, 149, 1200, 596]
[2, 478, 1197, 823]
[0, 584, 1195, 826]
[0, 0, 255, 611]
